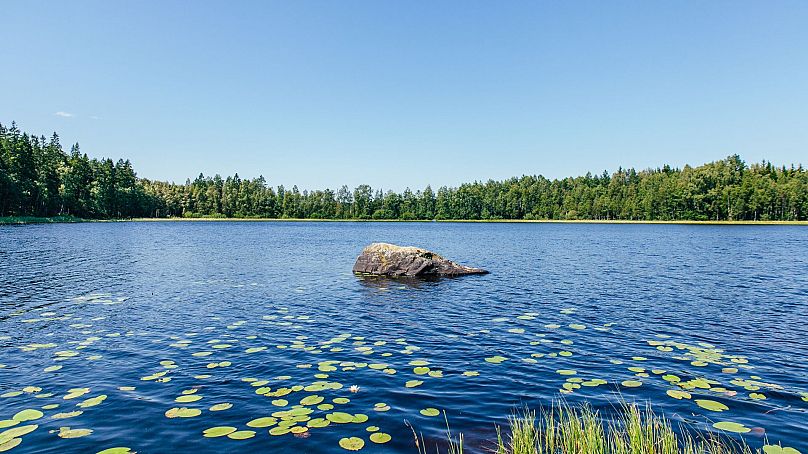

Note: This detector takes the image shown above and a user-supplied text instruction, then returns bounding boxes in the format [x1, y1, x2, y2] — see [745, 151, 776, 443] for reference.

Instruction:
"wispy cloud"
[54, 111, 75, 118]
[89, 115, 102, 120]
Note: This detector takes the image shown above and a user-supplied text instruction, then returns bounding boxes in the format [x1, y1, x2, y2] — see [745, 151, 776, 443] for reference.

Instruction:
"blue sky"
[2, 1, 806, 190]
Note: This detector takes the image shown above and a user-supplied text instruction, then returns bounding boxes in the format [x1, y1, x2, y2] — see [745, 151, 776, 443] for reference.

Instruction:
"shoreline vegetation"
[425, 402, 774, 454]
[2, 216, 807, 226]
[2, 121, 808, 223]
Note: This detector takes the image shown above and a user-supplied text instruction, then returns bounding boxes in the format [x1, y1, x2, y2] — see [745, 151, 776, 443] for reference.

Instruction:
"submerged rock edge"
[352, 243, 489, 277]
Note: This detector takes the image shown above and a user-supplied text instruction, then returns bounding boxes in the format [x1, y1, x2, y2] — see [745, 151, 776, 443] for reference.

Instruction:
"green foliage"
[433, 403, 753, 454]
[2, 121, 807, 220]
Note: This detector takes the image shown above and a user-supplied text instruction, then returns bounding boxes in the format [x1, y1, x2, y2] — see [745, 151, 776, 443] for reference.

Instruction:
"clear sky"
[2, 1, 806, 191]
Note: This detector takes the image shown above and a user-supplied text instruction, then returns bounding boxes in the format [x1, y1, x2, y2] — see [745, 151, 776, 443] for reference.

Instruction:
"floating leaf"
[369, 432, 392, 443]
[326, 412, 354, 424]
[96, 448, 133, 454]
[57, 427, 93, 439]
[227, 430, 255, 440]
[202, 426, 237, 438]
[420, 408, 440, 417]
[338, 437, 364, 451]
[247, 417, 277, 428]
[762, 445, 801, 454]
[175, 395, 202, 403]
[666, 390, 691, 400]
[621, 380, 642, 388]
[300, 395, 324, 406]
[696, 400, 729, 412]
[712, 421, 750, 433]
[485, 356, 507, 364]
[12, 410, 43, 422]
[164, 407, 201, 418]
[209, 403, 232, 411]
[405, 380, 423, 388]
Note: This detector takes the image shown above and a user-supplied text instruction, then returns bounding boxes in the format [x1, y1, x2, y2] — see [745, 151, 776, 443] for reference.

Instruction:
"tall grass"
[495, 402, 752, 454]
[420, 402, 755, 454]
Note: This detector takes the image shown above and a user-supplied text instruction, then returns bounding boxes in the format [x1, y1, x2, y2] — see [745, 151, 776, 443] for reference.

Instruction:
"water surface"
[1, 222, 806, 452]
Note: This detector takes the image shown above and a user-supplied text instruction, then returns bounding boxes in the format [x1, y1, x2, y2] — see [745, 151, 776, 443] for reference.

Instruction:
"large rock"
[352, 243, 488, 277]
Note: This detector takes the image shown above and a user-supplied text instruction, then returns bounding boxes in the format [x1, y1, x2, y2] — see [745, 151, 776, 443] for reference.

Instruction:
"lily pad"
[227, 430, 256, 440]
[326, 412, 354, 424]
[339, 437, 365, 451]
[57, 427, 93, 439]
[420, 408, 440, 417]
[247, 417, 277, 428]
[369, 432, 392, 443]
[12, 410, 43, 422]
[696, 399, 729, 412]
[485, 356, 507, 364]
[712, 421, 750, 433]
[621, 380, 642, 388]
[202, 426, 237, 438]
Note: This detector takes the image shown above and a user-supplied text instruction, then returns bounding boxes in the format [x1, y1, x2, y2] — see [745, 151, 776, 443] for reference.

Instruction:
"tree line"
[2, 121, 806, 221]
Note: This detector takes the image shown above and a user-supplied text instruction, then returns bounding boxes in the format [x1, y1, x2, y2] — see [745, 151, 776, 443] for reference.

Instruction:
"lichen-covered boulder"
[352, 243, 488, 277]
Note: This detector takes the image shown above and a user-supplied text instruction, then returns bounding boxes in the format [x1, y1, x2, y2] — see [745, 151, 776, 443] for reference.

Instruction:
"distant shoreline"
[3, 216, 807, 226]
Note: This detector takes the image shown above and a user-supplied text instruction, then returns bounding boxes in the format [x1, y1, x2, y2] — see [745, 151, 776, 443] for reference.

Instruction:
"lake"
[1, 221, 806, 453]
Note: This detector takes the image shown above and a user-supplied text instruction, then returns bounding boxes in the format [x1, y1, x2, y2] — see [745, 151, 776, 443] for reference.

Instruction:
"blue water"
[1, 222, 806, 453]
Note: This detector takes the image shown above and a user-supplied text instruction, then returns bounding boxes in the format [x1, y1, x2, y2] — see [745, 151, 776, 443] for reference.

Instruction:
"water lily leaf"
[712, 421, 750, 433]
[297, 395, 322, 406]
[0, 438, 22, 452]
[369, 432, 392, 443]
[326, 412, 354, 424]
[96, 448, 133, 454]
[485, 356, 507, 364]
[57, 427, 93, 438]
[202, 426, 237, 438]
[247, 417, 277, 428]
[420, 408, 440, 417]
[351, 414, 368, 423]
[338, 437, 364, 451]
[209, 403, 232, 411]
[227, 430, 255, 440]
[12, 410, 43, 422]
[164, 407, 201, 418]
[307, 418, 330, 428]
[333, 397, 350, 404]
[762, 445, 801, 454]
[666, 390, 691, 400]
[405, 380, 423, 388]
[696, 399, 729, 412]
[621, 380, 642, 388]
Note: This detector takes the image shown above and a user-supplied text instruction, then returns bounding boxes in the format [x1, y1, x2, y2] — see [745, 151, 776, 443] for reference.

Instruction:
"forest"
[2, 121, 807, 221]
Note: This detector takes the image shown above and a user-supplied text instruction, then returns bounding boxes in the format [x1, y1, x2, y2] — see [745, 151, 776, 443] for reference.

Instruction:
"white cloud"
[54, 111, 75, 118]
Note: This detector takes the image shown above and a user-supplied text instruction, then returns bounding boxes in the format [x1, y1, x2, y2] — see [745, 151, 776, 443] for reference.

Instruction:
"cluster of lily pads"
[0, 292, 806, 453]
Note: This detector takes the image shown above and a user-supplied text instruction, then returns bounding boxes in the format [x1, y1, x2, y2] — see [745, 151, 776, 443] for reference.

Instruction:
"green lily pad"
[621, 380, 642, 388]
[300, 395, 324, 406]
[57, 427, 93, 439]
[762, 445, 801, 454]
[247, 417, 277, 428]
[666, 390, 691, 400]
[369, 432, 392, 443]
[712, 421, 750, 433]
[307, 418, 330, 428]
[164, 407, 201, 418]
[696, 399, 729, 412]
[351, 414, 368, 423]
[405, 380, 423, 388]
[420, 408, 440, 417]
[485, 356, 507, 364]
[326, 412, 354, 423]
[339, 437, 365, 451]
[209, 403, 232, 411]
[175, 395, 202, 403]
[96, 448, 133, 454]
[227, 430, 256, 440]
[202, 426, 237, 438]
[12, 410, 43, 422]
